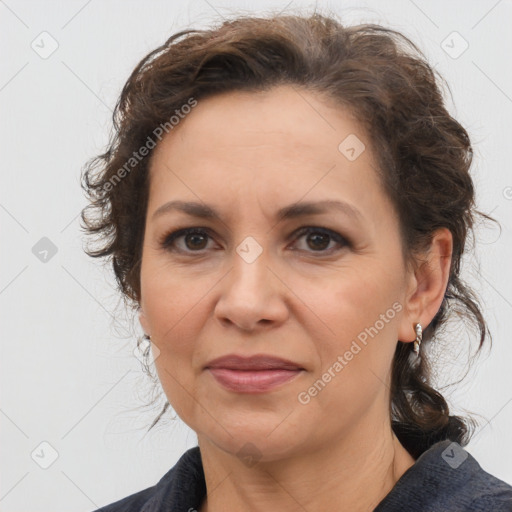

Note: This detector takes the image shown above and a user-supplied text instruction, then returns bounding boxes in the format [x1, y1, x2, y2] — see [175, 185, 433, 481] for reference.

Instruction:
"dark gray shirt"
[92, 439, 512, 511]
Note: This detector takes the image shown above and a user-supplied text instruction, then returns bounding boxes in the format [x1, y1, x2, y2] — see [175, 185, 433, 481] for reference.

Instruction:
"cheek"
[141, 258, 204, 337]
[140, 265, 202, 408]
[325, 262, 401, 333]
[143, 269, 205, 421]
[297, 269, 402, 432]
[313, 259, 403, 393]
[140, 257, 219, 373]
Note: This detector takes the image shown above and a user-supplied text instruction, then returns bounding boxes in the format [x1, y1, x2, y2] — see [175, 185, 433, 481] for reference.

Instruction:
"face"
[139, 85, 414, 461]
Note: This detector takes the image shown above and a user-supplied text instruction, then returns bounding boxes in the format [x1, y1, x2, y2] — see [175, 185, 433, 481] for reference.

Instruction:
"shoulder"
[376, 439, 512, 511]
[89, 446, 205, 512]
[466, 451, 512, 512]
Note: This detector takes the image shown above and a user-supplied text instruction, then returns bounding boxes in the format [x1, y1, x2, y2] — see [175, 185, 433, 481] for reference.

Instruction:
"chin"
[196, 412, 309, 463]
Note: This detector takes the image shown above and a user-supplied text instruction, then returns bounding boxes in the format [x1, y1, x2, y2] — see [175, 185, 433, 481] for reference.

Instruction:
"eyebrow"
[151, 199, 363, 223]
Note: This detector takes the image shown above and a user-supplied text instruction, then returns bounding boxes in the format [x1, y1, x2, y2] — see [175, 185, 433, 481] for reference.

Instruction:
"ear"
[138, 307, 151, 337]
[397, 227, 453, 343]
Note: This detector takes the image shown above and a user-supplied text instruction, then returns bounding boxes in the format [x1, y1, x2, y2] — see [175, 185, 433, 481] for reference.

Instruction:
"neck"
[197, 421, 415, 512]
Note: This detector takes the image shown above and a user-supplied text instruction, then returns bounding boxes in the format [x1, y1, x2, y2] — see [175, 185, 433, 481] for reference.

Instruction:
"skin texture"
[138, 85, 453, 512]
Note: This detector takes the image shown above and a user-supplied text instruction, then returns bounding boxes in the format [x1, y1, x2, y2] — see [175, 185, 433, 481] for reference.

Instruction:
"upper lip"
[205, 354, 304, 371]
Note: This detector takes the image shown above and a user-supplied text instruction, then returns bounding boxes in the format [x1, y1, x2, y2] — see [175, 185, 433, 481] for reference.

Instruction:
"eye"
[160, 227, 215, 253]
[291, 226, 349, 254]
[159, 226, 350, 255]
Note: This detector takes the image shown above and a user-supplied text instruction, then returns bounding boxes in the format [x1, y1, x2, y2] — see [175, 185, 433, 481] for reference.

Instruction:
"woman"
[82, 12, 512, 512]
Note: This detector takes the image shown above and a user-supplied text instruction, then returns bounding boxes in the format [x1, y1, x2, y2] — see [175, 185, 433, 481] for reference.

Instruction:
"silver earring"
[413, 323, 422, 356]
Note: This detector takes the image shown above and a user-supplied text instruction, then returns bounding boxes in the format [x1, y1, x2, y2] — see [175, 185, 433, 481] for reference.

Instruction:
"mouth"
[205, 354, 305, 393]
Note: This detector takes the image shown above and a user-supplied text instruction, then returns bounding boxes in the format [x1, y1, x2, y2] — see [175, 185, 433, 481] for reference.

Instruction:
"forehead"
[151, 86, 369, 165]
[146, 86, 388, 226]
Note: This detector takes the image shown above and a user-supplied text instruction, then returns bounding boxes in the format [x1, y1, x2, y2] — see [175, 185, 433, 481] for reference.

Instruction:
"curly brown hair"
[81, 12, 495, 458]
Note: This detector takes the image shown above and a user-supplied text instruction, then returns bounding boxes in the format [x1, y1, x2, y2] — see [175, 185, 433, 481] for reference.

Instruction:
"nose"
[214, 243, 289, 332]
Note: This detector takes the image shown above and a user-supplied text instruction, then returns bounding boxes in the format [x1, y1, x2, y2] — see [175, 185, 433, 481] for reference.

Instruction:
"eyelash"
[159, 226, 350, 256]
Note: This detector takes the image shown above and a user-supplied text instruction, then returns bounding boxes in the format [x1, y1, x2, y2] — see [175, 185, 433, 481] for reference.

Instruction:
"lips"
[205, 354, 305, 393]
[205, 354, 304, 371]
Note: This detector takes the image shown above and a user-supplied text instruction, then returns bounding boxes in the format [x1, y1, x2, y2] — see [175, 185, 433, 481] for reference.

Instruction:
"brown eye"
[305, 231, 331, 251]
[161, 228, 214, 253]
[184, 231, 209, 250]
[292, 226, 349, 254]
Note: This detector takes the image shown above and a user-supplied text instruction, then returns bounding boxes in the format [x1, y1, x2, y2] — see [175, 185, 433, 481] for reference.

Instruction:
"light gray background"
[1, 0, 511, 510]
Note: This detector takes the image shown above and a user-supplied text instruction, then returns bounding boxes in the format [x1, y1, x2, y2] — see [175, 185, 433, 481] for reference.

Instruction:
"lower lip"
[207, 368, 303, 393]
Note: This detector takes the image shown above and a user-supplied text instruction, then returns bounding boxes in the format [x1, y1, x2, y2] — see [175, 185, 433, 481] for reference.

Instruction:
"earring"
[143, 334, 151, 341]
[413, 323, 422, 356]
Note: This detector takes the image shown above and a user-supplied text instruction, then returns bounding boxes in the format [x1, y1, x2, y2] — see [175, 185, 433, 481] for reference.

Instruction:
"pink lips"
[205, 354, 304, 393]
